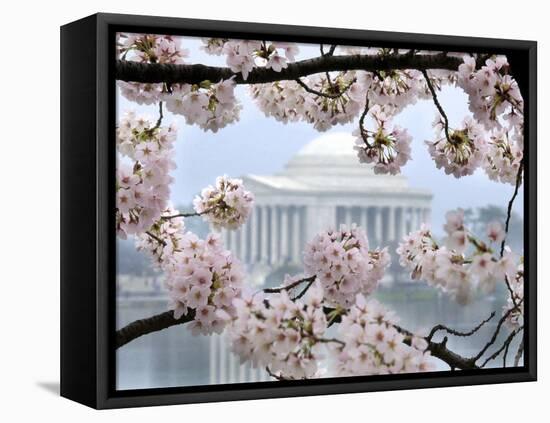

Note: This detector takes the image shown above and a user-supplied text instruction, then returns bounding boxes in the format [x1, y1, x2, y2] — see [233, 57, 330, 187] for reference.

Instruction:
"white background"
[0, 0, 546, 421]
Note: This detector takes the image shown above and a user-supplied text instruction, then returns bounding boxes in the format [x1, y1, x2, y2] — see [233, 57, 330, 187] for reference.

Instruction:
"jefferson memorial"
[210, 132, 433, 384]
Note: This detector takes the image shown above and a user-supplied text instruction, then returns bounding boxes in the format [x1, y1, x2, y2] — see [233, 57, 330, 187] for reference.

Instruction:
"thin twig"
[514, 337, 525, 366]
[503, 339, 511, 367]
[295, 77, 354, 99]
[500, 160, 524, 257]
[161, 207, 215, 220]
[480, 326, 523, 368]
[146, 230, 166, 246]
[154, 101, 163, 129]
[263, 275, 315, 294]
[357, 95, 372, 148]
[292, 277, 317, 301]
[473, 298, 524, 362]
[266, 366, 289, 381]
[422, 69, 451, 143]
[426, 311, 496, 342]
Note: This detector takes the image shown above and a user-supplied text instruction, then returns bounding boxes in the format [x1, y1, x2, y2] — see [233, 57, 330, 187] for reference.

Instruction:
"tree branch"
[499, 159, 524, 257]
[426, 311, 495, 342]
[116, 52, 472, 85]
[480, 326, 523, 368]
[145, 230, 166, 246]
[263, 275, 316, 294]
[473, 298, 524, 362]
[294, 77, 355, 99]
[514, 337, 525, 366]
[422, 69, 451, 143]
[154, 101, 163, 129]
[394, 325, 478, 370]
[116, 309, 195, 349]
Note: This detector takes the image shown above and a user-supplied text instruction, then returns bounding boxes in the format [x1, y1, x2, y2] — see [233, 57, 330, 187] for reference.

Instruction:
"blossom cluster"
[117, 33, 188, 106]
[457, 55, 523, 131]
[397, 209, 519, 304]
[455, 55, 524, 185]
[503, 261, 524, 329]
[227, 283, 328, 379]
[356, 67, 432, 113]
[164, 79, 242, 132]
[483, 129, 523, 184]
[117, 33, 188, 64]
[426, 116, 487, 178]
[354, 105, 412, 175]
[333, 295, 434, 375]
[201, 39, 299, 80]
[193, 175, 255, 230]
[136, 217, 245, 335]
[251, 72, 361, 131]
[303, 225, 391, 308]
[116, 111, 177, 238]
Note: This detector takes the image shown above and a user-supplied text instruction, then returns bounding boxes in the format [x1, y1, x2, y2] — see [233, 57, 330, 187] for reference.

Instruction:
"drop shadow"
[36, 381, 60, 396]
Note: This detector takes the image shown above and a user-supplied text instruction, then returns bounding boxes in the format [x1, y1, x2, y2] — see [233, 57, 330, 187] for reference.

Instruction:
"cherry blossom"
[502, 260, 524, 329]
[164, 79, 242, 132]
[397, 210, 522, 305]
[333, 295, 435, 375]
[200, 39, 300, 80]
[193, 175, 255, 230]
[426, 116, 487, 178]
[227, 282, 328, 379]
[115, 111, 177, 239]
[137, 217, 244, 335]
[117, 33, 188, 105]
[457, 55, 523, 132]
[482, 129, 523, 185]
[354, 105, 412, 175]
[303, 225, 390, 307]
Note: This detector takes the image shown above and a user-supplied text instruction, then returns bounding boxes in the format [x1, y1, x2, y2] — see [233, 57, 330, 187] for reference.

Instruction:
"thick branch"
[394, 325, 478, 370]
[116, 53, 470, 85]
[116, 309, 195, 349]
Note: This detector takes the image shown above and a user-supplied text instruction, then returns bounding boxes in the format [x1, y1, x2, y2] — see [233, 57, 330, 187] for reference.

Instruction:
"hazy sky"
[117, 36, 524, 236]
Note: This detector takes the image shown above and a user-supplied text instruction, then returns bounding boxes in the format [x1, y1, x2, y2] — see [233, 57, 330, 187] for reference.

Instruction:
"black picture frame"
[60, 12, 537, 409]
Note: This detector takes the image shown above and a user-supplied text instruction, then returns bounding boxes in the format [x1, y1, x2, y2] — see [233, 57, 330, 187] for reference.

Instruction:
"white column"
[280, 206, 289, 261]
[292, 207, 301, 264]
[240, 221, 248, 263]
[270, 206, 279, 265]
[239, 362, 246, 383]
[249, 364, 257, 382]
[219, 336, 227, 384]
[229, 352, 237, 383]
[399, 207, 406, 238]
[423, 207, 431, 226]
[209, 335, 218, 384]
[341, 207, 351, 228]
[249, 207, 257, 263]
[388, 207, 395, 242]
[260, 206, 268, 263]
[361, 207, 368, 234]
[414, 208, 420, 231]
[374, 207, 382, 246]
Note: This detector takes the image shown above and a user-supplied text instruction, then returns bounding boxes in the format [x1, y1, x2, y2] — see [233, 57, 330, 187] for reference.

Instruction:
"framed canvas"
[60, 13, 537, 409]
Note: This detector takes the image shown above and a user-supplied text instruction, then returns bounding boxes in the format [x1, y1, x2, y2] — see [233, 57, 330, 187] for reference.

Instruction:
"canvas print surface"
[114, 33, 525, 390]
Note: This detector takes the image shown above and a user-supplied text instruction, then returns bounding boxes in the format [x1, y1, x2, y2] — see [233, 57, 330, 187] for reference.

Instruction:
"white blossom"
[303, 225, 390, 307]
[193, 175, 255, 230]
